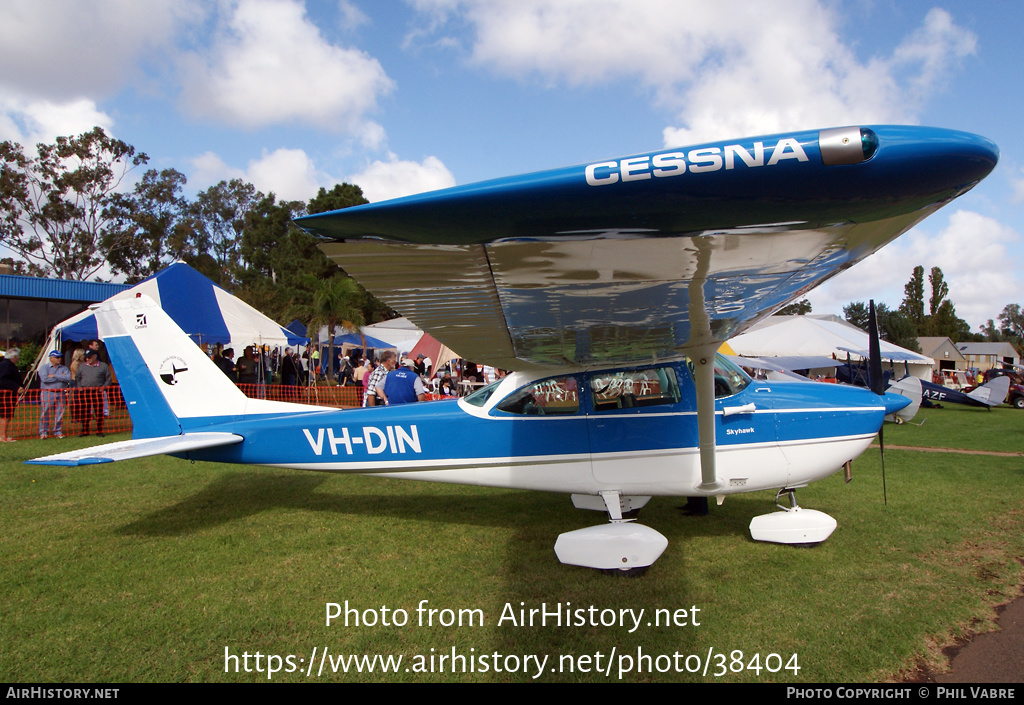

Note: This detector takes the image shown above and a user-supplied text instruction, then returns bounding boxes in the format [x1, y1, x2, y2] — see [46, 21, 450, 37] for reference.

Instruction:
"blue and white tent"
[50, 262, 308, 350]
[331, 331, 394, 350]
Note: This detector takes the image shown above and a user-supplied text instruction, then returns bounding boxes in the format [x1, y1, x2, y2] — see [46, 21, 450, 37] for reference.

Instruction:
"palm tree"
[304, 274, 365, 383]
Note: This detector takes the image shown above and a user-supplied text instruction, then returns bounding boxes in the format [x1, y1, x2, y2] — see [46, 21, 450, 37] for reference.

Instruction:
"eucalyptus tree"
[0, 127, 148, 280]
[103, 168, 189, 283]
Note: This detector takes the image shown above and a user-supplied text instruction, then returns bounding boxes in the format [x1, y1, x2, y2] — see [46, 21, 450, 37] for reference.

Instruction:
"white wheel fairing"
[555, 523, 668, 570]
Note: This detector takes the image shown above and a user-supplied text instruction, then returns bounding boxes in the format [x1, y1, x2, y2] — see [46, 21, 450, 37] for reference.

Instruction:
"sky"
[1, 0, 1021, 330]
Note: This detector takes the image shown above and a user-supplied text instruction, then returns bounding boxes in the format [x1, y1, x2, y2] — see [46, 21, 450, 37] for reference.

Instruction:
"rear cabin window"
[590, 367, 681, 411]
[496, 376, 580, 415]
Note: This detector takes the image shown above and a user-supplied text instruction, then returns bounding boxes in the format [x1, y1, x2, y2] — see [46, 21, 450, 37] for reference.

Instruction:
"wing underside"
[319, 212, 930, 368]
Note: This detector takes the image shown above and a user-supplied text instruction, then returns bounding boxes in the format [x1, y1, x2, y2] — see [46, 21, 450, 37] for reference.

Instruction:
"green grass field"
[1, 404, 1021, 682]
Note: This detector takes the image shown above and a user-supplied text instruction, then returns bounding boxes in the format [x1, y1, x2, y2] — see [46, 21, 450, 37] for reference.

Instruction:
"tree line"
[0, 127, 393, 335]
[842, 266, 1022, 355]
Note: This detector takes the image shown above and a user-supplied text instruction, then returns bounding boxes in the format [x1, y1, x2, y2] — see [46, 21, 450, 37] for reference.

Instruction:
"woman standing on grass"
[0, 348, 23, 442]
[67, 348, 85, 431]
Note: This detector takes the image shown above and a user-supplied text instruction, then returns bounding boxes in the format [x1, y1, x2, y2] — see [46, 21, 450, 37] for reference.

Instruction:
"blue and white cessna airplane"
[29, 125, 998, 573]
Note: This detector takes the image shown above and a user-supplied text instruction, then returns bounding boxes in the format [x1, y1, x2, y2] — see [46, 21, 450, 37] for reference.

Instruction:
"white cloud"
[181, 0, 394, 133]
[0, 95, 115, 145]
[0, 0, 202, 100]
[1011, 168, 1024, 203]
[188, 148, 327, 202]
[187, 151, 247, 191]
[337, 0, 371, 32]
[890, 7, 977, 102]
[349, 154, 456, 202]
[0, 1, 199, 146]
[807, 210, 1021, 329]
[410, 1, 977, 146]
[245, 148, 325, 201]
[188, 147, 455, 204]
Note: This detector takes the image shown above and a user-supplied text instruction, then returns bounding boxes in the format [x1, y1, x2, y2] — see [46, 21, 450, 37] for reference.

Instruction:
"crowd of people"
[0, 339, 114, 442]
[208, 342, 504, 408]
[0, 337, 503, 442]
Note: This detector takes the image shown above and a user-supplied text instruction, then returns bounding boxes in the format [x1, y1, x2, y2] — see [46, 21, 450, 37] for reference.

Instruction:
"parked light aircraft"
[828, 354, 1010, 412]
[29, 125, 998, 572]
[918, 375, 1010, 409]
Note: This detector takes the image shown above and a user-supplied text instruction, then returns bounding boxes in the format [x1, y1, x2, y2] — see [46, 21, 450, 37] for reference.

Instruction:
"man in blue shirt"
[39, 350, 71, 438]
[377, 358, 426, 405]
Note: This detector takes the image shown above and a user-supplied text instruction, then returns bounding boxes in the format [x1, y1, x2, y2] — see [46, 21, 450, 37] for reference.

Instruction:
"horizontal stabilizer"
[967, 376, 1010, 407]
[25, 432, 243, 467]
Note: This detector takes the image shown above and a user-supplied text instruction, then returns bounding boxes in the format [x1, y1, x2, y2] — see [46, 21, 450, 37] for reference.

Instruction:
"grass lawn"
[1, 404, 1021, 682]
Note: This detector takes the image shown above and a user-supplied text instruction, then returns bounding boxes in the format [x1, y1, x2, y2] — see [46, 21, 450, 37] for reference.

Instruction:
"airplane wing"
[296, 126, 997, 370]
[836, 347, 932, 364]
[25, 432, 243, 467]
[728, 355, 841, 372]
[723, 354, 814, 382]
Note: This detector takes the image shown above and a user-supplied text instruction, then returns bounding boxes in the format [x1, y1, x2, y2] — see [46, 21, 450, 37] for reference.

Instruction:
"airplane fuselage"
[181, 360, 887, 498]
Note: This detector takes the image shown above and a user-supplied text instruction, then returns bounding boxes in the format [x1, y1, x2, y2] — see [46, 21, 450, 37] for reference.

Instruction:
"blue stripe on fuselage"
[178, 378, 886, 469]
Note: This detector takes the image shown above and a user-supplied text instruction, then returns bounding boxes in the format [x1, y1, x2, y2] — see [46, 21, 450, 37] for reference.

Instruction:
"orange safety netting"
[11, 384, 369, 441]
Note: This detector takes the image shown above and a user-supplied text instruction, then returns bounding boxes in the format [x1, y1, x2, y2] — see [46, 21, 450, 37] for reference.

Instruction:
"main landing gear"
[748, 488, 837, 546]
[554, 491, 667, 574]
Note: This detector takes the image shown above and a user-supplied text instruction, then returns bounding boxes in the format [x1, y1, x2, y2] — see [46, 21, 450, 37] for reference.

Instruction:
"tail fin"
[96, 295, 320, 437]
[97, 295, 250, 436]
[967, 375, 1010, 407]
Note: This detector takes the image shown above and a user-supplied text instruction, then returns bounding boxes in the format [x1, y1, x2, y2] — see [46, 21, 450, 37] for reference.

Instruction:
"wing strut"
[693, 343, 724, 493]
[686, 236, 723, 494]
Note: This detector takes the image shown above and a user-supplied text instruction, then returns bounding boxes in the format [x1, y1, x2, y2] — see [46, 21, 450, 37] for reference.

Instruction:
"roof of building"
[956, 342, 1020, 357]
[917, 336, 966, 361]
[0, 273, 131, 303]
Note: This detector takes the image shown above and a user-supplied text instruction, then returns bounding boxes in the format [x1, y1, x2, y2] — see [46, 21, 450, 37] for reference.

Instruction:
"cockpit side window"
[590, 366, 681, 411]
[495, 376, 580, 415]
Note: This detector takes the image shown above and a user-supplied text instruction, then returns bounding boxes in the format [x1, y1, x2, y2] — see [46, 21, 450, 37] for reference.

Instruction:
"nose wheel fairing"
[748, 489, 837, 545]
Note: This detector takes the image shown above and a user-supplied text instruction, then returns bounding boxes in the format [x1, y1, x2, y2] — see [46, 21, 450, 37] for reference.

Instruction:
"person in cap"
[414, 353, 432, 378]
[76, 349, 111, 436]
[363, 351, 396, 407]
[379, 357, 426, 405]
[39, 350, 71, 439]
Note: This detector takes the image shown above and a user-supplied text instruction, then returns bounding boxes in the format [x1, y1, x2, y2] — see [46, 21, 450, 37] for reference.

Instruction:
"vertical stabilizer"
[967, 376, 1010, 407]
[96, 296, 251, 435]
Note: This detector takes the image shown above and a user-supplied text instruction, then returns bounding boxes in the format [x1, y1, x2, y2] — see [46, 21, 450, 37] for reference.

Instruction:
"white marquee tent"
[728, 315, 934, 379]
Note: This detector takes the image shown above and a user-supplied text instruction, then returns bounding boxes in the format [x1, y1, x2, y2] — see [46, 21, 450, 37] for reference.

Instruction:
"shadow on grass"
[118, 466, 775, 546]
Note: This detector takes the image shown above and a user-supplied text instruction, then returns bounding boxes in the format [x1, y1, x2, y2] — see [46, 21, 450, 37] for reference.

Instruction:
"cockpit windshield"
[463, 379, 502, 407]
[712, 354, 751, 397]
